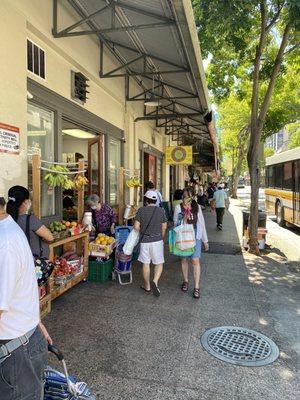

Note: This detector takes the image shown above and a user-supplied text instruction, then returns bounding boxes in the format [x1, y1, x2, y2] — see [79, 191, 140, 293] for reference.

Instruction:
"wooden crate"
[40, 294, 51, 319]
[51, 270, 88, 300]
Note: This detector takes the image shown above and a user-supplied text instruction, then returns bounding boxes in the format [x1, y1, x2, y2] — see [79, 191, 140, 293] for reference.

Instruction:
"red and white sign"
[0, 123, 20, 154]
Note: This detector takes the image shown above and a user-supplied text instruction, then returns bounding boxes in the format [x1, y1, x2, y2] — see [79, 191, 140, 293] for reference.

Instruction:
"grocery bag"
[168, 229, 195, 257]
[123, 229, 139, 255]
[174, 223, 196, 250]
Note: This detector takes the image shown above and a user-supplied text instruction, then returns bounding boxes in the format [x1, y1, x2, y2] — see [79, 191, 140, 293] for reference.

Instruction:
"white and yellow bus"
[265, 147, 300, 227]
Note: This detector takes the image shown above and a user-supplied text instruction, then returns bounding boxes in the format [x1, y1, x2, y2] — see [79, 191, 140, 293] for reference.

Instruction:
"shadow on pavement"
[44, 206, 300, 400]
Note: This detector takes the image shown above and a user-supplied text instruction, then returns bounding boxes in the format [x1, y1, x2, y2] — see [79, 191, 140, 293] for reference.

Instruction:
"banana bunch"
[74, 174, 89, 190]
[126, 177, 141, 188]
[44, 165, 74, 189]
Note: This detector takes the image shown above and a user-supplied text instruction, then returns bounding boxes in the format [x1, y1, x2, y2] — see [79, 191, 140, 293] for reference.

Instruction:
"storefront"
[0, 0, 216, 318]
[139, 140, 163, 194]
[27, 79, 123, 222]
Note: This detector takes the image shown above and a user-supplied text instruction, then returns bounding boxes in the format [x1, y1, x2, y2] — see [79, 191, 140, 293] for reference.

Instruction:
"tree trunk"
[232, 127, 250, 199]
[232, 146, 245, 198]
[247, 21, 291, 254]
[247, 131, 260, 255]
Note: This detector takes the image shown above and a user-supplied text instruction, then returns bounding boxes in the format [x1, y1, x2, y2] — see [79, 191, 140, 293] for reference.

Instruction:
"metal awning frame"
[52, 0, 212, 148]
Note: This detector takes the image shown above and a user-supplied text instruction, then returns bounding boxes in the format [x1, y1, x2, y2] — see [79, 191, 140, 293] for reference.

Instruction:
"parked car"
[237, 178, 245, 188]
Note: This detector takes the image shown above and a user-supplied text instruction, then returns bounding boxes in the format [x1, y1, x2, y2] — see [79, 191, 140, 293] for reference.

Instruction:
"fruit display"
[126, 177, 141, 188]
[74, 174, 89, 190]
[49, 220, 85, 238]
[94, 233, 115, 246]
[44, 165, 74, 189]
[53, 252, 83, 285]
[68, 221, 85, 236]
[49, 221, 68, 234]
[89, 233, 116, 257]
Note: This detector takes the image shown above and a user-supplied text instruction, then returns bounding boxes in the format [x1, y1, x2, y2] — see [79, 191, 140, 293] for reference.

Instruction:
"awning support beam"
[135, 113, 202, 122]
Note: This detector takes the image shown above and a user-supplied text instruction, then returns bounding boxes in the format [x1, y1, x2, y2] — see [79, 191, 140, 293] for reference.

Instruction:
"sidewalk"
[45, 203, 300, 400]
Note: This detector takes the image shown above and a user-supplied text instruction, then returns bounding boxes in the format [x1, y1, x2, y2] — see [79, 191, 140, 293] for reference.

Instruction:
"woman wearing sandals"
[173, 188, 209, 299]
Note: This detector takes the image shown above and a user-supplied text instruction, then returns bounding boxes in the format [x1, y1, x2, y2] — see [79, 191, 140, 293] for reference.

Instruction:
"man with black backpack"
[134, 191, 167, 297]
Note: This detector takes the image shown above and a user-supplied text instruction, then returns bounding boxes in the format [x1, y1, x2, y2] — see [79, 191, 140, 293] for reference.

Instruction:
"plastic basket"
[115, 226, 133, 244]
[88, 258, 113, 282]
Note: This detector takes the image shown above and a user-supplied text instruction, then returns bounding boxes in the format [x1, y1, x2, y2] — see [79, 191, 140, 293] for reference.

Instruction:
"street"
[236, 186, 300, 261]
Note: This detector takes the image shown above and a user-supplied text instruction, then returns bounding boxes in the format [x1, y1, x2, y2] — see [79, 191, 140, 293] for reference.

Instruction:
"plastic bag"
[174, 223, 196, 250]
[44, 366, 96, 399]
[168, 229, 195, 257]
[123, 229, 139, 255]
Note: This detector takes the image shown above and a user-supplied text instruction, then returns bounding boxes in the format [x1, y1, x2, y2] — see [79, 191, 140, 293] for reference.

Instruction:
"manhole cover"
[201, 326, 279, 366]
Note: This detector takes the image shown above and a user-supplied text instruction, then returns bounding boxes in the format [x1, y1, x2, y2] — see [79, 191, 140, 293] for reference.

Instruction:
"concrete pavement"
[45, 202, 300, 399]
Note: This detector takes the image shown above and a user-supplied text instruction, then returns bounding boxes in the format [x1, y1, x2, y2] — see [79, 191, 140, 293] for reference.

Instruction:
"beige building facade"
[0, 0, 214, 220]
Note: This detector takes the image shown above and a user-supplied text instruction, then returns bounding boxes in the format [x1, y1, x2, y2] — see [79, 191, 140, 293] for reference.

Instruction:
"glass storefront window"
[27, 103, 55, 217]
[109, 138, 121, 205]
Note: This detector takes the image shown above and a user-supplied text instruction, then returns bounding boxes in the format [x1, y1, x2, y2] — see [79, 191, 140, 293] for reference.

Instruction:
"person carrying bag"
[133, 191, 167, 297]
[173, 188, 209, 299]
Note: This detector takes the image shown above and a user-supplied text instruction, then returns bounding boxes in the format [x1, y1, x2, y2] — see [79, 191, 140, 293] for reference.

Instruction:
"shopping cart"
[44, 345, 96, 400]
[114, 226, 134, 285]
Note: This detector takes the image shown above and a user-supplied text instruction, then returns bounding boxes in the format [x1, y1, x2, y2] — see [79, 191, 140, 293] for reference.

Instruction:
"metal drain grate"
[201, 326, 279, 366]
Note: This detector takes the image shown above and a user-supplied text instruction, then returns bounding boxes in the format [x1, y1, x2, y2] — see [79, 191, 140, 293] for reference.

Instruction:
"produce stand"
[31, 154, 85, 221]
[49, 232, 89, 300]
[40, 232, 89, 318]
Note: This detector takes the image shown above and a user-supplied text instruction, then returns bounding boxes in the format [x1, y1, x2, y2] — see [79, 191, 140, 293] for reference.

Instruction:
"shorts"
[181, 239, 202, 260]
[138, 240, 164, 265]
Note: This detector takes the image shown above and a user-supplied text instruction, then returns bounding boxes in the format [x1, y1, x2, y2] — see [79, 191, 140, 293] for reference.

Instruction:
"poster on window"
[0, 123, 20, 154]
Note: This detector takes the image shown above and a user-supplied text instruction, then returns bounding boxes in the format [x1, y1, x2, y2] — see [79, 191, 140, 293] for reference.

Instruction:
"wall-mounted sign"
[0, 123, 20, 154]
[166, 146, 193, 165]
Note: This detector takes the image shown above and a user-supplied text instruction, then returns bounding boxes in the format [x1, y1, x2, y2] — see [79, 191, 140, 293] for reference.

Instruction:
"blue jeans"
[0, 327, 48, 399]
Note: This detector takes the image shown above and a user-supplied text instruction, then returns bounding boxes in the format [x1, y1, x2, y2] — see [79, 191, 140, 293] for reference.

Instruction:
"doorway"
[62, 119, 103, 220]
[143, 152, 157, 189]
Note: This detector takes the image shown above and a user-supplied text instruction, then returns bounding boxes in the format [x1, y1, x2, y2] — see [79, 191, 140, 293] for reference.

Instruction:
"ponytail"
[6, 186, 30, 221]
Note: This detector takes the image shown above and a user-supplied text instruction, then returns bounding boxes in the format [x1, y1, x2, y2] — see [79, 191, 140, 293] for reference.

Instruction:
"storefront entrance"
[27, 79, 123, 222]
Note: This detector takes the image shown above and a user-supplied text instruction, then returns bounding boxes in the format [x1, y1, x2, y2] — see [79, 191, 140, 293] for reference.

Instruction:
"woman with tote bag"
[173, 188, 209, 299]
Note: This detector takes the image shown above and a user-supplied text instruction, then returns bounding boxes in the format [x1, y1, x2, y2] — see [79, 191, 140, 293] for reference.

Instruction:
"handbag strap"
[139, 207, 157, 243]
[25, 214, 43, 257]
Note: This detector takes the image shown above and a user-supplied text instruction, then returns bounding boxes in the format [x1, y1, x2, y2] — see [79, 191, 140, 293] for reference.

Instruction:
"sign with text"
[0, 123, 20, 154]
[166, 146, 193, 165]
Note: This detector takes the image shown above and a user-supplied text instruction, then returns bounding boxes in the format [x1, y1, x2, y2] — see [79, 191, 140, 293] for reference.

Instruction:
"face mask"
[91, 205, 97, 210]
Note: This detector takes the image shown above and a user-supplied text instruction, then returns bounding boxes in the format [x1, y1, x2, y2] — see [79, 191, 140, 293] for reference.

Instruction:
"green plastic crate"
[88, 258, 113, 283]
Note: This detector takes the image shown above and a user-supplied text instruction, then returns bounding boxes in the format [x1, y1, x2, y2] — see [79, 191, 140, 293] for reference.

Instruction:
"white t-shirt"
[0, 215, 40, 339]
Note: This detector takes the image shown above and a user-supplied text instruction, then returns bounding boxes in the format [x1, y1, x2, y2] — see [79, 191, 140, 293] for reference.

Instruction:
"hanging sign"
[165, 146, 193, 165]
[0, 123, 20, 154]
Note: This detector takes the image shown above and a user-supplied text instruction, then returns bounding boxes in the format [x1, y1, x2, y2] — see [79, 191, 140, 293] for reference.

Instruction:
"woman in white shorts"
[134, 191, 167, 297]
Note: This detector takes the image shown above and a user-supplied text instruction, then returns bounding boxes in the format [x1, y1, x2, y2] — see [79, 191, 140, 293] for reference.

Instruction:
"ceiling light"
[145, 94, 159, 107]
[62, 129, 96, 139]
[28, 130, 46, 136]
[145, 71, 159, 107]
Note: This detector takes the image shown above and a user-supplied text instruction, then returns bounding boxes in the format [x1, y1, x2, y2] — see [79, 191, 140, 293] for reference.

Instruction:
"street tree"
[194, 0, 300, 254]
[287, 122, 300, 149]
[218, 94, 250, 198]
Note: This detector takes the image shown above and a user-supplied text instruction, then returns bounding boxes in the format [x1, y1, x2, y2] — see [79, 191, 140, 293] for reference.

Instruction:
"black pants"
[216, 207, 225, 226]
